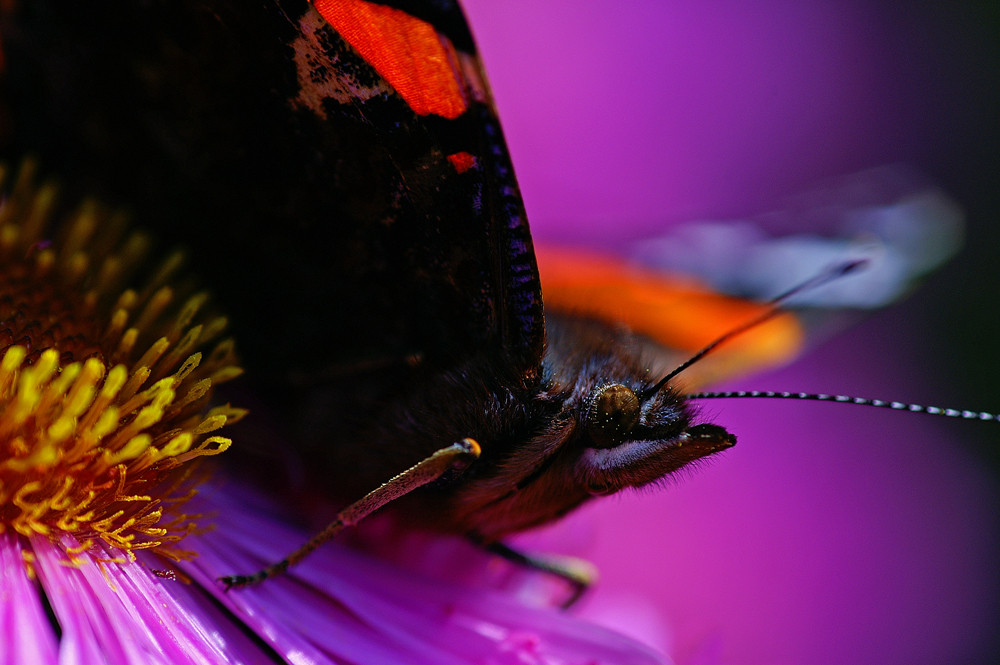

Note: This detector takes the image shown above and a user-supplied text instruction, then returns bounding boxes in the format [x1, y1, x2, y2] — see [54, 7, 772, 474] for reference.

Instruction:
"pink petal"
[29, 535, 275, 664]
[182, 482, 670, 665]
[0, 533, 59, 665]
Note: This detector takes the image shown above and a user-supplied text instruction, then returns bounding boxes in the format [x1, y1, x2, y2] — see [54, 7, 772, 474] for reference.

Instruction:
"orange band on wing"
[536, 245, 805, 380]
[312, 0, 468, 118]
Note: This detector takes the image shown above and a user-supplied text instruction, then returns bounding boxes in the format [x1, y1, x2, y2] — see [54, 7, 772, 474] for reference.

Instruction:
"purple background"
[461, 1, 1000, 663]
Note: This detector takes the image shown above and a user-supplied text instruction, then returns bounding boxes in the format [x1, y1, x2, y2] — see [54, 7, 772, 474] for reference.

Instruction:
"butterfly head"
[542, 331, 735, 501]
[578, 379, 735, 495]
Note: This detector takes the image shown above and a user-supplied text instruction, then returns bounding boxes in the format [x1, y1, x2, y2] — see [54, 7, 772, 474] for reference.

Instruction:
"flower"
[0, 163, 676, 664]
[0, 160, 250, 662]
[0, 159, 243, 560]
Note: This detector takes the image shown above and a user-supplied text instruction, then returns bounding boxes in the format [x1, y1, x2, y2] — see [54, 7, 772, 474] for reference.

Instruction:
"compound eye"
[586, 383, 640, 448]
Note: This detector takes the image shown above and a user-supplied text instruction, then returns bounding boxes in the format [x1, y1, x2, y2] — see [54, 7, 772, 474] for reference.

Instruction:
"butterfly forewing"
[0, 0, 543, 386]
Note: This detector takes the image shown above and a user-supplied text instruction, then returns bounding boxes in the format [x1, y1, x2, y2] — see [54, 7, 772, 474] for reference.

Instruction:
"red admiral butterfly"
[0, 0, 996, 659]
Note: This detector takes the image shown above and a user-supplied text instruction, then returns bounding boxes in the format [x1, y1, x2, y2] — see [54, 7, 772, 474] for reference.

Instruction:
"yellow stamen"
[0, 162, 242, 561]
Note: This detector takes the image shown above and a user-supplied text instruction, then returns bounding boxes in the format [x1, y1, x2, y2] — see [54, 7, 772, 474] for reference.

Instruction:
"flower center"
[0, 161, 243, 560]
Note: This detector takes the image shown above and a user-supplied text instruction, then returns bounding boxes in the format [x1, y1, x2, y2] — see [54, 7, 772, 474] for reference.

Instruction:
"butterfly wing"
[0, 0, 544, 387]
[535, 244, 805, 390]
[536, 165, 962, 391]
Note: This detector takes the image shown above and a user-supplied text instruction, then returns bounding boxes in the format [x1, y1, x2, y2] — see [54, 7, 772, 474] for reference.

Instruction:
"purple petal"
[182, 482, 670, 665]
[28, 535, 274, 664]
[0, 533, 59, 665]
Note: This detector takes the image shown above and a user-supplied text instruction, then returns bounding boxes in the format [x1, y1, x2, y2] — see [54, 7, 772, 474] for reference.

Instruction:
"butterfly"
[0, 0, 997, 660]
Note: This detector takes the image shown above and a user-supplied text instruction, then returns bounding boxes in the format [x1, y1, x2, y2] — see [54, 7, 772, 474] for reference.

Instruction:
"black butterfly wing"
[0, 0, 544, 387]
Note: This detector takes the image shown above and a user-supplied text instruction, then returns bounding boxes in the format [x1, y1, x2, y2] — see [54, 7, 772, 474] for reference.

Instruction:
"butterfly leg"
[482, 540, 598, 608]
[220, 438, 481, 589]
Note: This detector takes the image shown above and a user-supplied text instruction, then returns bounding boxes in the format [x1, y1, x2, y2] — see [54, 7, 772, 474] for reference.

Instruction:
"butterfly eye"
[586, 383, 640, 448]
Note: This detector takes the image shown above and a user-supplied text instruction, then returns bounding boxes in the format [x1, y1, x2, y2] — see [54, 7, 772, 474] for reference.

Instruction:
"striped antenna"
[686, 390, 998, 422]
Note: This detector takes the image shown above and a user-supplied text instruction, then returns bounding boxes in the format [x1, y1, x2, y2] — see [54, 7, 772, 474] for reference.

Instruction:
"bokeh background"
[461, 1, 1000, 663]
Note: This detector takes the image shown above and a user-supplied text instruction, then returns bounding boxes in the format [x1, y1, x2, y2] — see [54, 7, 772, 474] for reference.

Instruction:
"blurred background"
[461, 1, 1000, 663]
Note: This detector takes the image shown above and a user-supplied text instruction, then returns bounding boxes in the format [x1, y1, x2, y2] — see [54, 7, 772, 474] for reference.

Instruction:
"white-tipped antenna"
[685, 390, 999, 422]
[640, 259, 867, 401]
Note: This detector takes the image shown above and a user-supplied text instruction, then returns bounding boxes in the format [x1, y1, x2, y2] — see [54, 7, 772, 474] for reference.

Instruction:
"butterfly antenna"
[640, 259, 866, 400]
[685, 390, 999, 422]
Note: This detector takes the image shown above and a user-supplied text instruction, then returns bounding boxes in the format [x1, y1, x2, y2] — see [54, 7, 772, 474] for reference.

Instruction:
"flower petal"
[183, 482, 670, 665]
[29, 535, 274, 664]
[0, 533, 59, 665]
